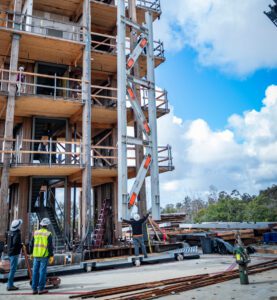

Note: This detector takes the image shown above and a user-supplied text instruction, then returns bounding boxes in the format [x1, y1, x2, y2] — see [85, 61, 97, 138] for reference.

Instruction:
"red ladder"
[92, 199, 109, 248]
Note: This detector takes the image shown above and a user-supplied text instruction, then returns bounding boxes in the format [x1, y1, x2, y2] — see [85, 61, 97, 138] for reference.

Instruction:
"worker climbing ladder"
[117, 0, 160, 220]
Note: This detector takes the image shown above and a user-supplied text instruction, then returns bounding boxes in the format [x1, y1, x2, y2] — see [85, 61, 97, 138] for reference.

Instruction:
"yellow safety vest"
[33, 228, 51, 258]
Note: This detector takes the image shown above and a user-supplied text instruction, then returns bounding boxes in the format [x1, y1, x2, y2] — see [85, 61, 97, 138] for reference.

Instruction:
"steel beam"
[117, 0, 128, 220]
[146, 11, 160, 220]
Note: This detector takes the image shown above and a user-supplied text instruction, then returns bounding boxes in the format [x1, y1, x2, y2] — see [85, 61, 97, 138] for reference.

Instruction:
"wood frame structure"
[0, 0, 173, 249]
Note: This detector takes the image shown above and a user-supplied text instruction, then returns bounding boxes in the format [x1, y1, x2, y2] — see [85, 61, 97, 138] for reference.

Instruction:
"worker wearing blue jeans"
[29, 218, 54, 295]
[123, 213, 149, 259]
[133, 235, 148, 257]
[32, 257, 49, 292]
[7, 219, 23, 291]
[7, 255, 19, 290]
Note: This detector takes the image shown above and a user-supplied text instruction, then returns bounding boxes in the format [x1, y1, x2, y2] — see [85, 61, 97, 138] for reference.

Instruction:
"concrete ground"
[0, 254, 276, 300]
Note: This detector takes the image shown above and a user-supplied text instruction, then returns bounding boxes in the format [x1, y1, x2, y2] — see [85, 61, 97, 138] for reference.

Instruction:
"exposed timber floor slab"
[0, 255, 276, 300]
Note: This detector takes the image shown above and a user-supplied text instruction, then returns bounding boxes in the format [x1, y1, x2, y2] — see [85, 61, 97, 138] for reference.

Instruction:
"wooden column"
[18, 177, 29, 243]
[128, 0, 147, 216]
[22, 117, 32, 163]
[112, 179, 121, 241]
[0, 0, 22, 239]
[78, 190, 82, 240]
[81, 0, 92, 242]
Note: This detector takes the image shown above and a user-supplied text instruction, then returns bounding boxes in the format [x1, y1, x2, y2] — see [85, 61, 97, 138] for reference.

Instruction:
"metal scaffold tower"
[117, 0, 160, 220]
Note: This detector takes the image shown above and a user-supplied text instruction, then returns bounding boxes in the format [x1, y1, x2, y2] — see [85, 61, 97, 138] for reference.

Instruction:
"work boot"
[38, 290, 48, 295]
[32, 290, 38, 295]
[7, 286, 19, 291]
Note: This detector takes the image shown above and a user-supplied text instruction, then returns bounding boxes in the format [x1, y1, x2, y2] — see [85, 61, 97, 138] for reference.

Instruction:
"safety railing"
[123, 0, 161, 13]
[0, 137, 83, 166]
[91, 31, 165, 58]
[0, 68, 169, 113]
[136, 0, 161, 13]
[141, 88, 169, 111]
[94, 0, 161, 14]
[125, 144, 173, 170]
[0, 138, 173, 171]
[0, 68, 84, 102]
[0, 10, 82, 42]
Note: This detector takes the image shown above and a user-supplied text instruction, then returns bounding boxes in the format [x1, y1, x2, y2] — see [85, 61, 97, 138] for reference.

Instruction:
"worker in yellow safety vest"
[29, 218, 54, 295]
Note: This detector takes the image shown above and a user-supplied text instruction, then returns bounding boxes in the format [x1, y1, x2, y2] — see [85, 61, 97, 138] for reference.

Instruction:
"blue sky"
[152, 0, 277, 204]
[156, 48, 277, 130]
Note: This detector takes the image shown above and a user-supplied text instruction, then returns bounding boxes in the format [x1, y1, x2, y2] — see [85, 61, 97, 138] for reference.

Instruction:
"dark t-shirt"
[123, 214, 149, 235]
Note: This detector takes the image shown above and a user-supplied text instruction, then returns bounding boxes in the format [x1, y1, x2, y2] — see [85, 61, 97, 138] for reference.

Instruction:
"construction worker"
[30, 218, 54, 295]
[123, 213, 149, 259]
[6, 219, 23, 291]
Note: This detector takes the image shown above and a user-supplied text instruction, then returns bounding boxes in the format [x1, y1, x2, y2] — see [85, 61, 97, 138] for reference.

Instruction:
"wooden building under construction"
[0, 0, 173, 250]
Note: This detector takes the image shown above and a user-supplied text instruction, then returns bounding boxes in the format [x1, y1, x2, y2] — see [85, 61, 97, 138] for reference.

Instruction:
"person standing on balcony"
[123, 213, 149, 260]
[30, 218, 54, 295]
[38, 136, 49, 164]
[6, 219, 23, 291]
[16, 66, 26, 95]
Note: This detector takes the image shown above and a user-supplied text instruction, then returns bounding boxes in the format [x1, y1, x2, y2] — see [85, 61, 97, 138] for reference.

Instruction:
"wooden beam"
[71, 0, 84, 22]
[70, 107, 83, 123]
[0, 0, 22, 239]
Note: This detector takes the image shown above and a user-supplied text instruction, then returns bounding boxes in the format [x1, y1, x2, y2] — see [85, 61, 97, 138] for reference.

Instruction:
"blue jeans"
[133, 236, 147, 257]
[7, 255, 19, 288]
[32, 257, 48, 292]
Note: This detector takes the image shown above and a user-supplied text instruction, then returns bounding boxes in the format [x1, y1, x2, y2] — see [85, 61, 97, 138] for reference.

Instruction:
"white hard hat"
[19, 66, 24, 71]
[40, 218, 51, 226]
[10, 219, 23, 231]
[134, 214, 140, 221]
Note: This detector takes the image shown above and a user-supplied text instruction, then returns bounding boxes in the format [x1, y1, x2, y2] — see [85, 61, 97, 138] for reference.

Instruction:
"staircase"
[31, 178, 65, 252]
[92, 199, 109, 249]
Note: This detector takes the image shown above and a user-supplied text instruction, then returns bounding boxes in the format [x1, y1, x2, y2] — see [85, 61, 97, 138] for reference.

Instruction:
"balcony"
[91, 31, 165, 59]
[0, 10, 83, 42]
[127, 0, 161, 14]
[0, 68, 169, 121]
[0, 137, 173, 184]
[91, 0, 161, 32]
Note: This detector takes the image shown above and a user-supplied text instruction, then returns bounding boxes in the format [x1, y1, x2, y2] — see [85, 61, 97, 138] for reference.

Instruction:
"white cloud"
[155, 0, 277, 75]
[158, 85, 277, 206]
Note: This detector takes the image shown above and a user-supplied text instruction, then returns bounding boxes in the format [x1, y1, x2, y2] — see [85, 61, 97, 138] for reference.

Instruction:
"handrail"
[0, 138, 173, 169]
[91, 31, 164, 58]
[0, 9, 83, 42]
[0, 68, 169, 110]
[124, 0, 162, 13]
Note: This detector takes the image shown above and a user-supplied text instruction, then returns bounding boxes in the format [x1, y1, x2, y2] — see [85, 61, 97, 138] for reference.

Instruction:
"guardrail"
[0, 138, 173, 170]
[123, 0, 161, 13]
[0, 68, 169, 112]
[91, 31, 165, 58]
[0, 10, 164, 57]
[0, 10, 82, 42]
[0, 68, 84, 101]
[0, 137, 82, 166]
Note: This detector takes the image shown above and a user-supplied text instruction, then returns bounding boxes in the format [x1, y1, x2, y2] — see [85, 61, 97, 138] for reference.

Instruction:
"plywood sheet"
[34, 0, 82, 17]
[91, 1, 160, 32]
[9, 165, 82, 177]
